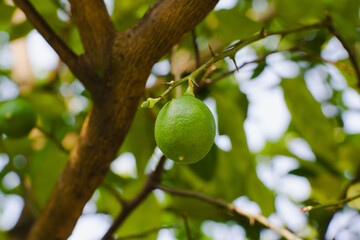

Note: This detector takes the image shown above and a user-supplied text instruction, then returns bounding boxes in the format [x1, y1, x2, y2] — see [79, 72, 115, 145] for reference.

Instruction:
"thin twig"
[223, 21, 325, 57]
[12, 0, 79, 74]
[301, 192, 360, 212]
[191, 29, 201, 69]
[182, 213, 193, 240]
[323, 167, 360, 239]
[299, 48, 355, 74]
[325, 15, 360, 87]
[157, 185, 302, 240]
[142, 20, 326, 108]
[101, 156, 167, 240]
[101, 182, 127, 206]
[198, 45, 301, 89]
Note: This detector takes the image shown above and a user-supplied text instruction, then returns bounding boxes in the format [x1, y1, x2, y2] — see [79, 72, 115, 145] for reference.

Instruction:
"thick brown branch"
[12, 0, 79, 76]
[123, 0, 219, 67]
[102, 156, 167, 240]
[26, 1, 218, 239]
[27, 98, 135, 239]
[68, 0, 115, 70]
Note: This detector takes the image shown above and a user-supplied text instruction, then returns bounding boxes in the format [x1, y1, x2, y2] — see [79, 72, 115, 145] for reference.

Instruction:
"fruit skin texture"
[155, 95, 216, 164]
[0, 99, 36, 138]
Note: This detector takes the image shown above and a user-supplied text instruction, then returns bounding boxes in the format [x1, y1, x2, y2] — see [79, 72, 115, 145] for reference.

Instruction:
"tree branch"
[182, 213, 193, 240]
[102, 156, 167, 240]
[191, 29, 201, 69]
[157, 185, 303, 240]
[26, 1, 218, 239]
[12, 0, 79, 76]
[301, 192, 360, 212]
[123, 0, 219, 67]
[322, 166, 360, 239]
[101, 182, 127, 206]
[324, 15, 360, 87]
[143, 22, 326, 108]
[197, 44, 314, 90]
[68, 0, 115, 70]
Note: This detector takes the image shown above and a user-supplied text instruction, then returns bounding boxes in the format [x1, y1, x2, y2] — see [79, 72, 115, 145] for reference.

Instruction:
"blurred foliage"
[0, 0, 360, 239]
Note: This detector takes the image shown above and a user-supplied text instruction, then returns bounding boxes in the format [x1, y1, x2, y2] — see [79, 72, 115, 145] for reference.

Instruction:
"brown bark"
[15, 0, 219, 239]
[68, 0, 115, 71]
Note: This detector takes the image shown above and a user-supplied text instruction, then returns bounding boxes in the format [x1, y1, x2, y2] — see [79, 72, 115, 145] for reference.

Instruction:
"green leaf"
[338, 144, 360, 173]
[96, 186, 122, 217]
[347, 183, 360, 210]
[119, 105, 156, 175]
[289, 168, 318, 178]
[212, 9, 261, 46]
[251, 60, 267, 79]
[25, 90, 66, 118]
[281, 77, 338, 163]
[209, 77, 274, 216]
[28, 0, 66, 31]
[167, 193, 229, 221]
[309, 174, 343, 203]
[67, 26, 84, 55]
[8, 21, 33, 41]
[331, 0, 360, 45]
[188, 144, 218, 182]
[274, 0, 325, 27]
[302, 31, 328, 54]
[1, 136, 33, 159]
[115, 193, 162, 240]
[336, 59, 358, 89]
[0, 2, 14, 31]
[113, 0, 155, 31]
[28, 142, 68, 209]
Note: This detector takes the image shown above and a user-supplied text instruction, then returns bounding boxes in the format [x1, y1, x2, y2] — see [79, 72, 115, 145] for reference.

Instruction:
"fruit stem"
[185, 78, 195, 96]
[141, 61, 210, 108]
[141, 97, 162, 108]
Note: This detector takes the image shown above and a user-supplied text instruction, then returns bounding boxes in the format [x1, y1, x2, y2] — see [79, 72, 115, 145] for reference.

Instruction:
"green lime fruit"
[0, 99, 37, 138]
[155, 95, 216, 164]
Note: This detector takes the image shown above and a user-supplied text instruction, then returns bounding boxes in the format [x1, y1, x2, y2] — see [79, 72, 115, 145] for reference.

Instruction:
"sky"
[0, 0, 360, 239]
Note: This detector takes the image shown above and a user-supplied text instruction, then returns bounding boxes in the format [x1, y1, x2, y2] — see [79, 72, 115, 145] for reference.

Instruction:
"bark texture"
[13, 0, 219, 239]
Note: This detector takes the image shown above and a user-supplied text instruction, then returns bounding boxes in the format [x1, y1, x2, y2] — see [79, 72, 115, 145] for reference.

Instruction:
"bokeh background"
[1, 0, 360, 239]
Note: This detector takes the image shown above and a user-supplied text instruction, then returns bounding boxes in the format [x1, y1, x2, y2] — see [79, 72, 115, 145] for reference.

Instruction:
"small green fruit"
[0, 99, 36, 138]
[154, 95, 216, 164]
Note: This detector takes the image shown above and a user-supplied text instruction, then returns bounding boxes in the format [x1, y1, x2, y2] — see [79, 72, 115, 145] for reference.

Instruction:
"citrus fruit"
[0, 99, 37, 138]
[155, 95, 216, 164]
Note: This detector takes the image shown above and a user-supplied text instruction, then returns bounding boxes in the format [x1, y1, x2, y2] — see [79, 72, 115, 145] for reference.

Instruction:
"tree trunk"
[12, 0, 219, 239]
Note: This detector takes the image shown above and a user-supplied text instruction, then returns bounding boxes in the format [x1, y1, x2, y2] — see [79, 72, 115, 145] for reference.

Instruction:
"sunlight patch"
[110, 152, 137, 178]
[287, 138, 316, 161]
[215, 0, 238, 10]
[215, 135, 232, 152]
